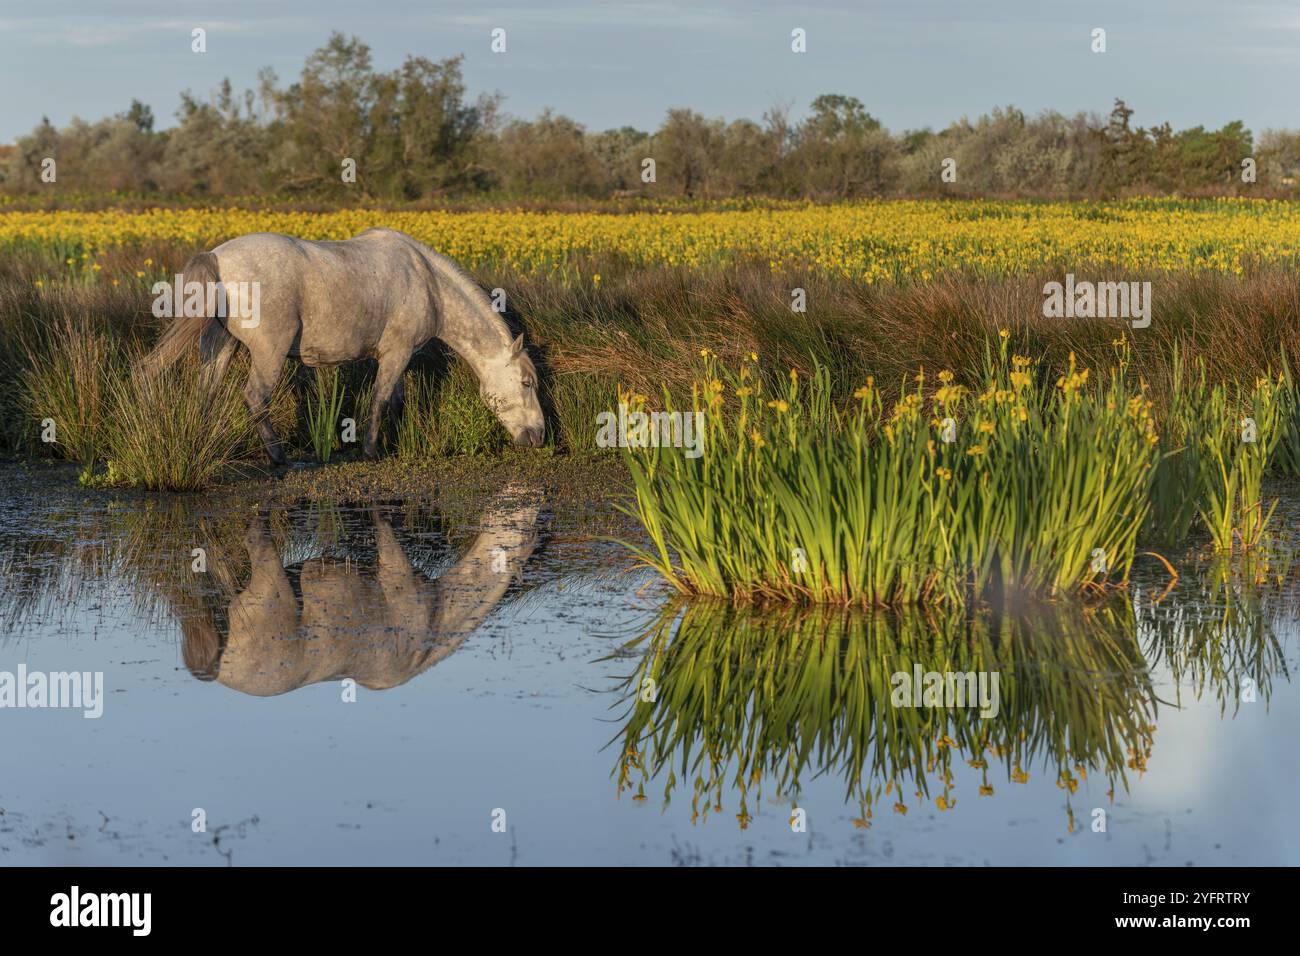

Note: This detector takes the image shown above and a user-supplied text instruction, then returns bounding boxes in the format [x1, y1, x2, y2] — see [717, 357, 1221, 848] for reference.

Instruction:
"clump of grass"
[620, 339, 1163, 607]
[395, 370, 441, 459]
[1272, 359, 1300, 478]
[1150, 348, 1285, 552]
[17, 316, 116, 466]
[304, 366, 346, 462]
[546, 372, 618, 453]
[435, 363, 506, 457]
[101, 354, 259, 491]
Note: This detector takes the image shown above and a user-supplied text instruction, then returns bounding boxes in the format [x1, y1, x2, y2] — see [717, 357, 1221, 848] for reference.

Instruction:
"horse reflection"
[182, 492, 540, 696]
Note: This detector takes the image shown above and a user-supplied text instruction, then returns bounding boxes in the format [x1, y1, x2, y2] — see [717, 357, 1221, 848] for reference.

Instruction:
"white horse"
[147, 227, 544, 464]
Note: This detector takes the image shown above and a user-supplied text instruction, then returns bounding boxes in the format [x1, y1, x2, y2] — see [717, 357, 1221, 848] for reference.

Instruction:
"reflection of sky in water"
[1, 473, 1297, 866]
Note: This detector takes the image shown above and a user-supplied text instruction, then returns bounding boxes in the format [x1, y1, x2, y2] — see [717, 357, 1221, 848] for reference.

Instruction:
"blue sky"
[1, 0, 1297, 142]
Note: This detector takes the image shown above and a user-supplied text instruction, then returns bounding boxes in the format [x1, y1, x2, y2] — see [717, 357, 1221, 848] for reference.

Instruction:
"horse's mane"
[424, 244, 537, 375]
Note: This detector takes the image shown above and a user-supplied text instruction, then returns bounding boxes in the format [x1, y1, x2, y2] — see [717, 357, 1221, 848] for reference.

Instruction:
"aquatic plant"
[621, 341, 1162, 606]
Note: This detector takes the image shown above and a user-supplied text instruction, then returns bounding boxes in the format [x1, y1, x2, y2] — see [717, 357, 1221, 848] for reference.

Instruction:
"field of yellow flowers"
[5, 198, 1300, 280]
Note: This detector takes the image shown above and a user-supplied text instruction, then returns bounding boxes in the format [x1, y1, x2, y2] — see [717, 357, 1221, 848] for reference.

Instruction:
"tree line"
[3, 33, 1294, 201]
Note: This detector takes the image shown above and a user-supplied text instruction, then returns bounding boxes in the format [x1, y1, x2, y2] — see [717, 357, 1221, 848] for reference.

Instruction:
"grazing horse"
[146, 228, 545, 463]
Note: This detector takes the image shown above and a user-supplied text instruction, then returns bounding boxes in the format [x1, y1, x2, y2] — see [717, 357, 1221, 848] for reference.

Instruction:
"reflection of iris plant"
[612, 578, 1285, 829]
[613, 597, 1157, 831]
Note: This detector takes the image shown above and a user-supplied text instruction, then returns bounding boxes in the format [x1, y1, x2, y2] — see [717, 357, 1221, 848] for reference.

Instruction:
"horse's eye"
[523, 377, 534, 389]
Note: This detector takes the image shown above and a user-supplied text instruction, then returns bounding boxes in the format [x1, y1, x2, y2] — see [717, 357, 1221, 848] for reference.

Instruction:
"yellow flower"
[978, 421, 995, 434]
[749, 429, 766, 449]
[853, 385, 872, 400]
[938, 369, 954, 384]
[766, 399, 789, 413]
[735, 386, 753, 397]
[998, 328, 1010, 339]
[979, 784, 994, 796]
[935, 466, 953, 481]
[967, 444, 986, 456]
[749, 351, 758, 362]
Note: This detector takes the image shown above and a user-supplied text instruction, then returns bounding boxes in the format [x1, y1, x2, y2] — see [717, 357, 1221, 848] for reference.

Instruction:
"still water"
[1, 464, 1297, 866]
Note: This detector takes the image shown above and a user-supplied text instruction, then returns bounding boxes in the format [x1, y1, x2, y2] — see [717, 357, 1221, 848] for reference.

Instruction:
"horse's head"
[481, 334, 545, 447]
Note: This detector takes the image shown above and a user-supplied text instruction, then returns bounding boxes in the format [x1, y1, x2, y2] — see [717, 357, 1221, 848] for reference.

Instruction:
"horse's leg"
[365, 351, 409, 459]
[390, 374, 406, 416]
[245, 348, 288, 468]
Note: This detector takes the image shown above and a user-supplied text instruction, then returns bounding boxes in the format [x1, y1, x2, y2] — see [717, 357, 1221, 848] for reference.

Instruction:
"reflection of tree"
[611, 585, 1282, 830]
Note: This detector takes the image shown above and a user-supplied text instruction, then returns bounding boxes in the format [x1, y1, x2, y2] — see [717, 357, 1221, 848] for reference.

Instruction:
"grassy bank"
[4, 242, 1299, 469]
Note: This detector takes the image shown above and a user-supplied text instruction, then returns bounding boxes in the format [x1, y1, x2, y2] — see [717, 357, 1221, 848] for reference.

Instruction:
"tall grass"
[304, 366, 346, 462]
[17, 316, 116, 467]
[1148, 348, 1287, 552]
[432, 363, 507, 456]
[101, 355, 261, 491]
[620, 340, 1164, 607]
[6, 247, 1300, 489]
[1271, 359, 1300, 479]
[394, 369, 441, 459]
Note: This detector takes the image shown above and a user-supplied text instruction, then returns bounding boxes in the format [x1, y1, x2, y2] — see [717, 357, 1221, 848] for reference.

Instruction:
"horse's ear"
[511, 334, 525, 356]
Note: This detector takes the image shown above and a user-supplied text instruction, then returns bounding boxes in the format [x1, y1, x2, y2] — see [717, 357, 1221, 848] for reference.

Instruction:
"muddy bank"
[1, 451, 635, 533]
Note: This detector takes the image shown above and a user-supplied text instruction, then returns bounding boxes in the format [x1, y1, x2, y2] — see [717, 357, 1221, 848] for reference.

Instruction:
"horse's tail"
[143, 251, 223, 372]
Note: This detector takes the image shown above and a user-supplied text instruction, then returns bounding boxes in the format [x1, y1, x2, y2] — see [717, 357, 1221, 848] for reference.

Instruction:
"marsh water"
[1, 462, 1298, 866]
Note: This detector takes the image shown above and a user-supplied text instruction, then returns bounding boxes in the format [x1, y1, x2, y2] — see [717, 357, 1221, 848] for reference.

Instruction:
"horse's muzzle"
[516, 427, 545, 448]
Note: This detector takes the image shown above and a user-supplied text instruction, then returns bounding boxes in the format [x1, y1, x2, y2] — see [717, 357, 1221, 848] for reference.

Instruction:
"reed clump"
[620, 336, 1291, 607]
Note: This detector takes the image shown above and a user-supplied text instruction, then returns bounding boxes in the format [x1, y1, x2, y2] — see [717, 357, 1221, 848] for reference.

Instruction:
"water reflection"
[1, 484, 543, 696]
[612, 571, 1292, 829]
[197, 504, 539, 695]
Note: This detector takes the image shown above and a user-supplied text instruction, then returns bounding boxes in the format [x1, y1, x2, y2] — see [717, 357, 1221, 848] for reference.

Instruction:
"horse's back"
[210, 230, 438, 364]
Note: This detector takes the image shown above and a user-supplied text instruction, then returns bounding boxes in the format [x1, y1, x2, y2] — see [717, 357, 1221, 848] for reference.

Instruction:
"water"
[1, 463, 1297, 866]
